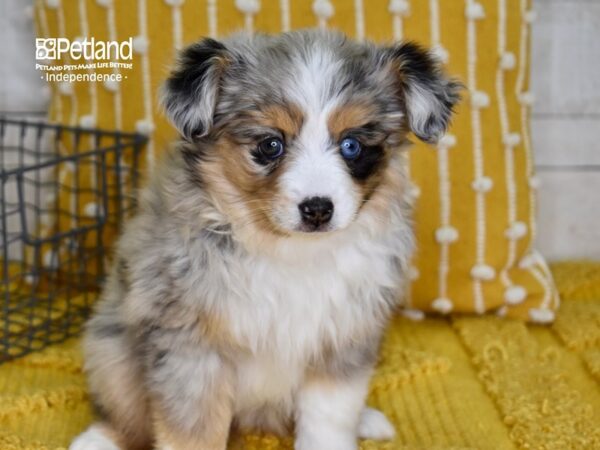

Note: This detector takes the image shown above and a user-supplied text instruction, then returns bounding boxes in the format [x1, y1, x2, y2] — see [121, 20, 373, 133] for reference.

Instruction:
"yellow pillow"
[34, 0, 558, 322]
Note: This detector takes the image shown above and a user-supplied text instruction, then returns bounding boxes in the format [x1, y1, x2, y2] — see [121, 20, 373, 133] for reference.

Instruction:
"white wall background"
[0, 0, 48, 113]
[532, 0, 600, 260]
[1, 0, 598, 260]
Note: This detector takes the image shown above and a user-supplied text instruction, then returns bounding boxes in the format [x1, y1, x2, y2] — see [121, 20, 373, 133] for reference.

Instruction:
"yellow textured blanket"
[1, 262, 599, 450]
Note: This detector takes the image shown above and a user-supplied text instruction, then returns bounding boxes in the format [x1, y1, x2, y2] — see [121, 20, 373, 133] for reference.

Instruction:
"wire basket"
[0, 116, 146, 362]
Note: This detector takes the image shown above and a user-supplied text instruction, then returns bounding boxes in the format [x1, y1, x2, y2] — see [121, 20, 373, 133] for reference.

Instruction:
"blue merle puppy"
[70, 29, 460, 450]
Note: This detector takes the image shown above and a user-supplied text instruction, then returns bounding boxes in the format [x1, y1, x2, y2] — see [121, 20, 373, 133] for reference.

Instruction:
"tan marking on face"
[359, 148, 391, 205]
[201, 102, 304, 236]
[200, 135, 289, 238]
[359, 150, 408, 231]
[259, 103, 304, 137]
[327, 102, 376, 141]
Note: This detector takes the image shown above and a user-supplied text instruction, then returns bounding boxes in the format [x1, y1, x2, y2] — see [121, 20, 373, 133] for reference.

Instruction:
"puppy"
[70, 30, 460, 450]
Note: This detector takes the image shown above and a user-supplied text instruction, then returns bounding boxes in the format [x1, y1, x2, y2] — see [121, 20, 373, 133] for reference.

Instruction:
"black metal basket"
[0, 116, 146, 362]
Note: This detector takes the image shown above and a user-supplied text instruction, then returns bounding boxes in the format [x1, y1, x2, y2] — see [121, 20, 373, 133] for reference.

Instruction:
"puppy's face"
[163, 31, 460, 236]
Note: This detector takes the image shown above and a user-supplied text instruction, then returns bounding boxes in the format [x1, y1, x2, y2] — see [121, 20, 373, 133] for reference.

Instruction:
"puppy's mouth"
[265, 210, 340, 236]
[267, 211, 337, 235]
[295, 222, 333, 234]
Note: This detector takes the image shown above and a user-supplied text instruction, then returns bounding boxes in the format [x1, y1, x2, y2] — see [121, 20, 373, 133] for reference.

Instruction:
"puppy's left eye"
[340, 137, 362, 160]
[258, 137, 285, 160]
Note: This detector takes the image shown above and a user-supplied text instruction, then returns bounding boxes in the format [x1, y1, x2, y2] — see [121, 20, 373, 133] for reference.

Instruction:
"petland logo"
[35, 38, 134, 84]
[36, 38, 133, 61]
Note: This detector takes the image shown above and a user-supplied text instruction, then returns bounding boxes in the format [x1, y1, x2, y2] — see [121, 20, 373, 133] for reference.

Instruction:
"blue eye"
[258, 137, 285, 159]
[340, 137, 362, 160]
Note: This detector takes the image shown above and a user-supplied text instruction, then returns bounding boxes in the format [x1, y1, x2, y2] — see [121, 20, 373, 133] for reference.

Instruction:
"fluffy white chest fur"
[221, 219, 410, 421]
[227, 230, 403, 356]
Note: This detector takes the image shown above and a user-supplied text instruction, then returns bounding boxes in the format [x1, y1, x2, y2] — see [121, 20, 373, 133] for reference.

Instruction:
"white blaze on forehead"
[275, 48, 361, 231]
[286, 47, 343, 112]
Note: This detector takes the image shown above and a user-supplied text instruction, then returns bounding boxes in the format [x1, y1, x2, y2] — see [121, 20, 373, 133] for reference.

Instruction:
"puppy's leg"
[147, 343, 235, 450]
[294, 371, 370, 450]
[76, 314, 152, 450]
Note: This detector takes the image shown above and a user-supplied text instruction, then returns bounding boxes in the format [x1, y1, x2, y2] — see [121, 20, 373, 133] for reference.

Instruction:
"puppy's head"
[162, 30, 460, 236]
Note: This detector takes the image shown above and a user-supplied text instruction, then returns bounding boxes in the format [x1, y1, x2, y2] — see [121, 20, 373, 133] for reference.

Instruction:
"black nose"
[298, 197, 334, 228]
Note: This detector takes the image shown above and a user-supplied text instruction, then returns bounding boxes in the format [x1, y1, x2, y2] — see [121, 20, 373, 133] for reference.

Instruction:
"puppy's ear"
[161, 38, 229, 141]
[384, 42, 462, 144]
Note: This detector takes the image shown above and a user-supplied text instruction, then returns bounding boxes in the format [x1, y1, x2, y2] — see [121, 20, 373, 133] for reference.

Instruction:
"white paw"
[69, 425, 121, 450]
[358, 407, 396, 440]
[295, 432, 357, 450]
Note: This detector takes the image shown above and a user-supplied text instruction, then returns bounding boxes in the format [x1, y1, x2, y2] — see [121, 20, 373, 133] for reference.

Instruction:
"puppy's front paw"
[69, 424, 122, 450]
[357, 407, 396, 441]
[295, 432, 358, 450]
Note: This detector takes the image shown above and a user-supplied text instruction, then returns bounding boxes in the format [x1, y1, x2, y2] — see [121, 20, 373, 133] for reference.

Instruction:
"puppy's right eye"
[257, 137, 285, 160]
